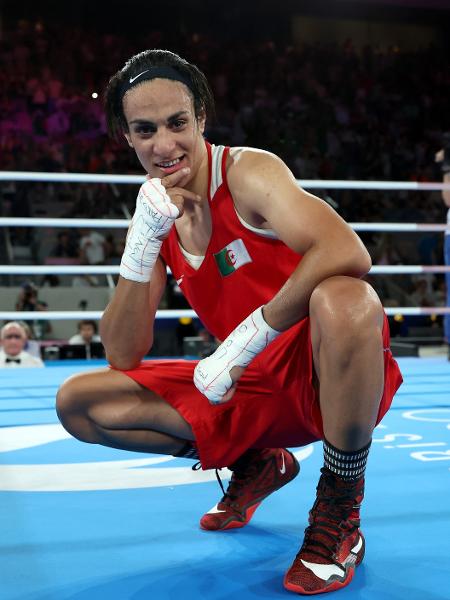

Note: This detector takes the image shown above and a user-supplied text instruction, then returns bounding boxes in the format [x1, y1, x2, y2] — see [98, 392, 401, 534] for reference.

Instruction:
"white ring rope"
[0, 217, 449, 232]
[1, 170, 450, 191]
[0, 217, 130, 228]
[1, 307, 449, 321]
[351, 223, 450, 233]
[1, 265, 450, 275]
[0, 310, 196, 321]
[1, 173, 450, 324]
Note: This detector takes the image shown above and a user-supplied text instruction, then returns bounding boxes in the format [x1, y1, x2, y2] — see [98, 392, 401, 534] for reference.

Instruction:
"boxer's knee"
[310, 276, 384, 354]
[56, 373, 98, 443]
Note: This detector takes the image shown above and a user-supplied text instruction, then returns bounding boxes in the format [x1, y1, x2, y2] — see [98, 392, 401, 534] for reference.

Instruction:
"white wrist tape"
[119, 178, 179, 283]
[193, 305, 280, 404]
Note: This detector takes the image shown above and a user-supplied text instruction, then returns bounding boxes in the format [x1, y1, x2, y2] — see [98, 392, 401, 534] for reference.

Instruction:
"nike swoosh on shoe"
[207, 503, 227, 514]
[279, 452, 286, 474]
[299, 533, 362, 583]
[300, 560, 346, 582]
[351, 535, 363, 554]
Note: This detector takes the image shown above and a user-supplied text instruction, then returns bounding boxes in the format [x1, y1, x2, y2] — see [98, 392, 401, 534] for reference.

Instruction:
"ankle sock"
[323, 438, 371, 481]
[173, 441, 199, 460]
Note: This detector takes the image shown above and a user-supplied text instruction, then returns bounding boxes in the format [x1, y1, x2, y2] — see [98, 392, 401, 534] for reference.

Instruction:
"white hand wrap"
[193, 306, 280, 405]
[119, 178, 179, 283]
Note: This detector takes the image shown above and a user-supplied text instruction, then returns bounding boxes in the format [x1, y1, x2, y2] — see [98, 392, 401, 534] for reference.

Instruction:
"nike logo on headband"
[129, 70, 150, 84]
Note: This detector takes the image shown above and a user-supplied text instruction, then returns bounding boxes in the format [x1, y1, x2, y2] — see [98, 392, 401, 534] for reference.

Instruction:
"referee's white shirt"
[0, 349, 45, 368]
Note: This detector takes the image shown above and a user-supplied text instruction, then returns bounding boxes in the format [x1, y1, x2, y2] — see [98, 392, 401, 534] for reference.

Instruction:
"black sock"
[173, 441, 199, 460]
[323, 438, 371, 481]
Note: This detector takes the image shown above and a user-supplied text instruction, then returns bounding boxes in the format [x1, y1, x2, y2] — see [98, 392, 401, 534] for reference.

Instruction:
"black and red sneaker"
[200, 448, 300, 531]
[284, 467, 365, 595]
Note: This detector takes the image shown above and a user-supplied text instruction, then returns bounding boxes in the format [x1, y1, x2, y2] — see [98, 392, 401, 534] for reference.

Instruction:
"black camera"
[22, 282, 37, 297]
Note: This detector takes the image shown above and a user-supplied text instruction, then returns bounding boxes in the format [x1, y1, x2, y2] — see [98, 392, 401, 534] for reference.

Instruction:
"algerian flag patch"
[214, 238, 252, 276]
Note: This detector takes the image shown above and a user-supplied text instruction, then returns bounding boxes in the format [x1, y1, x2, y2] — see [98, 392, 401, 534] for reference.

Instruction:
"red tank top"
[161, 141, 301, 341]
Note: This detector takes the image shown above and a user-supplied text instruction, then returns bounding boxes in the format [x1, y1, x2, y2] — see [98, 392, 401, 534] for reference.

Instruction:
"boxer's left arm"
[194, 149, 371, 404]
[230, 150, 371, 331]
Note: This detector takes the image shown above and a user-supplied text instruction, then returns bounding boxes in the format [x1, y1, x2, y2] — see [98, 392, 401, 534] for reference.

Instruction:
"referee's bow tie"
[6, 358, 21, 364]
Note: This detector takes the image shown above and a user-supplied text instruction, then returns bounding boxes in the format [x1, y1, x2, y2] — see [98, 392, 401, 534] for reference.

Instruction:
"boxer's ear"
[197, 110, 206, 135]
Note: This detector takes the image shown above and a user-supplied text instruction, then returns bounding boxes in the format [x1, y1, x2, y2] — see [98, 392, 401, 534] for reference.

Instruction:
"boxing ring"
[0, 172, 449, 600]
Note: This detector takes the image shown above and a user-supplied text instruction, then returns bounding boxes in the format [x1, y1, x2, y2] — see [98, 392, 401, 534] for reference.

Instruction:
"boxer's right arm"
[100, 256, 167, 370]
[100, 169, 198, 370]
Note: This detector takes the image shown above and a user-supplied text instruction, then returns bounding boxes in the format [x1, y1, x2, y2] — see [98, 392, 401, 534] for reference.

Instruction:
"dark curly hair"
[105, 49, 215, 140]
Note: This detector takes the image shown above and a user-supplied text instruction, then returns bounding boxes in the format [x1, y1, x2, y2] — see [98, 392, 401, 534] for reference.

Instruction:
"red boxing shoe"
[200, 448, 300, 531]
[284, 467, 365, 595]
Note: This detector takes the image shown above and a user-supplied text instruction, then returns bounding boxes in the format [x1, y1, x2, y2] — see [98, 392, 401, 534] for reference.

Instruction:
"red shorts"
[121, 315, 402, 469]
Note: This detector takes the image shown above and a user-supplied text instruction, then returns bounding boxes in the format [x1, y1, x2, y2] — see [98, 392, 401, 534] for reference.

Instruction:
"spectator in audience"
[15, 281, 39, 312]
[71, 274, 101, 287]
[409, 277, 437, 308]
[435, 135, 450, 359]
[40, 274, 61, 287]
[32, 300, 53, 340]
[18, 321, 42, 359]
[372, 233, 404, 266]
[104, 233, 122, 264]
[79, 228, 107, 265]
[0, 321, 45, 368]
[68, 319, 101, 345]
[50, 230, 80, 259]
[15, 284, 53, 340]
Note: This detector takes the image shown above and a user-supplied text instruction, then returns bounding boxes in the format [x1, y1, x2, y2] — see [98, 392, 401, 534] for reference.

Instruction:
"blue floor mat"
[1, 357, 449, 600]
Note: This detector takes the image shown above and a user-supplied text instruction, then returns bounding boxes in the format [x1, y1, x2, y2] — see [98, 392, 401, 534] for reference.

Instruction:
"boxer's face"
[123, 78, 206, 186]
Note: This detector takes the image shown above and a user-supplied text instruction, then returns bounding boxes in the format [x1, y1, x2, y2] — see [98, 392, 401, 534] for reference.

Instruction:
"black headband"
[120, 66, 194, 101]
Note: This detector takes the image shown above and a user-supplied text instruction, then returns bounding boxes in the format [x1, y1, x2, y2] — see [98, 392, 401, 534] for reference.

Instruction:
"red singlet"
[121, 142, 403, 469]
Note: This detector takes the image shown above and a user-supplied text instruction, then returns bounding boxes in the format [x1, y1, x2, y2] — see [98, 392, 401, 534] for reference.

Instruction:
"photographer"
[15, 281, 39, 312]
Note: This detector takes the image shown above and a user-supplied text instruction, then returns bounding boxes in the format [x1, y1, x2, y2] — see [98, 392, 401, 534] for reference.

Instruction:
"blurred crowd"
[1, 20, 449, 337]
[1, 23, 449, 183]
